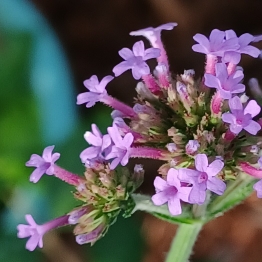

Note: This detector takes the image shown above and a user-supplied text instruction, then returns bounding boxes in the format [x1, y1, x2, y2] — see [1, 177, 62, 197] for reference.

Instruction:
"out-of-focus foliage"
[0, 0, 144, 261]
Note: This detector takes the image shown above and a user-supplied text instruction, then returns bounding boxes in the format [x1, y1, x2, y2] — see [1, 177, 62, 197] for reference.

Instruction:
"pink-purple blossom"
[77, 75, 114, 107]
[112, 41, 160, 80]
[223, 30, 261, 64]
[185, 140, 200, 155]
[106, 124, 134, 169]
[26, 146, 60, 183]
[129, 23, 177, 66]
[178, 154, 225, 204]
[204, 63, 245, 99]
[152, 168, 191, 216]
[17, 214, 68, 251]
[80, 124, 111, 164]
[222, 96, 261, 135]
[129, 23, 177, 46]
[192, 29, 239, 57]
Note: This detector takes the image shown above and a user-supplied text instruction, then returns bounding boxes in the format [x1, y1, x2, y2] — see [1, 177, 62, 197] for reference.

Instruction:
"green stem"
[165, 222, 203, 262]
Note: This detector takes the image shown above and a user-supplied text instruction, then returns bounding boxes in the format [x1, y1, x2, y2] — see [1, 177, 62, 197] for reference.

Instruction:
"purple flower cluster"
[18, 23, 262, 252]
[153, 154, 225, 214]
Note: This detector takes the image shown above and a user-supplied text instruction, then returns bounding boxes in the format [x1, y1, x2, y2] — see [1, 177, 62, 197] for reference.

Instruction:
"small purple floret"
[152, 168, 191, 216]
[178, 154, 225, 204]
[26, 145, 60, 183]
[112, 41, 160, 80]
[192, 29, 239, 57]
[222, 96, 261, 135]
[224, 30, 261, 64]
[17, 214, 68, 251]
[77, 75, 114, 107]
[106, 124, 134, 169]
[204, 63, 245, 99]
[80, 124, 111, 164]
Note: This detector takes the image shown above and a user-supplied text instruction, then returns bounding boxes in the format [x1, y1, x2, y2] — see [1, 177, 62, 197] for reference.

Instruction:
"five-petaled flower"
[178, 154, 225, 204]
[112, 40, 160, 80]
[77, 75, 114, 107]
[106, 124, 134, 169]
[26, 145, 60, 183]
[222, 96, 261, 135]
[192, 29, 239, 57]
[80, 124, 111, 164]
[204, 63, 245, 99]
[152, 168, 191, 215]
[224, 30, 261, 64]
[17, 214, 69, 251]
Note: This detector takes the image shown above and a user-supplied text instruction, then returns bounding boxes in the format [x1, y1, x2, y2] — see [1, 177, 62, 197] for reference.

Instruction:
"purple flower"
[254, 180, 262, 198]
[17, 214, 68, 251]
[130, 23, 177, 47]
[112, 41, 160, 80]
[106, 124, 134, 169]
[192, 29, 239, 57]
[80, 124, 111, 164]
[77, 75, 114, 107]
[152, 168, 191, 216]
[204, 63, 245, 99]
[253, 157, 262, 198]
[178, 154, 225, 204]
[224, 30, 261, 64]
[222, 96, 261, 135]
[185, 140, 200, 155]
[26, 146, 60, 183]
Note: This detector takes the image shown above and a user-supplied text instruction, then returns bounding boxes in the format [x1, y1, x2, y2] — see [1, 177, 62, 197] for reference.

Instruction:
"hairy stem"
[165, 222, 203, 262]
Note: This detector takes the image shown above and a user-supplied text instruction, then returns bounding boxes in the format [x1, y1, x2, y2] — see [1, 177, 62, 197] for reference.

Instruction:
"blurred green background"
[1, 0, 262, 262]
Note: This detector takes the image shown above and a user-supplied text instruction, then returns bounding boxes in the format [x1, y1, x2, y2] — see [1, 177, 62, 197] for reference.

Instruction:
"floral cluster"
[18, 23, 262, 251]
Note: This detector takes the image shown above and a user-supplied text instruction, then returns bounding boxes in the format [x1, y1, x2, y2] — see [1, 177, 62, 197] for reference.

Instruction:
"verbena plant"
[17, 23, 262, 261]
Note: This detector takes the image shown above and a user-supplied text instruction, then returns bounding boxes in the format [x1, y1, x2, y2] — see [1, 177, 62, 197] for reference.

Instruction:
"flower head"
[17, 214, 68, 251]
[192, 29, 239, 57]
[178, 154, 225, 204]
[80, 124, 111, 164]
[106, 124, 134, 169]
[204, 63, 245, 99]
[222, 96, 261, 135]
[224, 30, 261, 64]
[113, 41, 160, 80]
[77, 75, 114, 107]
[152, 168, 191, 215]
[26, 146, 60, 183]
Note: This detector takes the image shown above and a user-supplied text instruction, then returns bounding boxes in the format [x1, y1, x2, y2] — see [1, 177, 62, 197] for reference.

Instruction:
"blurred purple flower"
[113, 41, 160, 80]
[17, 214, 68, 251]
[222, 96, 261, 135]
[152, 168, 191, 215]
[80, 124, 111, 164]
[26, 145, 60, 183]
[178, 154, 225, 204]
[224, 30, 261, 64]
[106, 124, 134, 169]
[192, 29, 239, 57]
[204, 63, 245, 99]
[77, 75, 114, 107]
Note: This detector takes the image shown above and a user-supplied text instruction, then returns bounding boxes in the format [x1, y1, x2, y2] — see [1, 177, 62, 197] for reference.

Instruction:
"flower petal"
[195, 154, 208, 172]
[207, 177, 226, 195]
